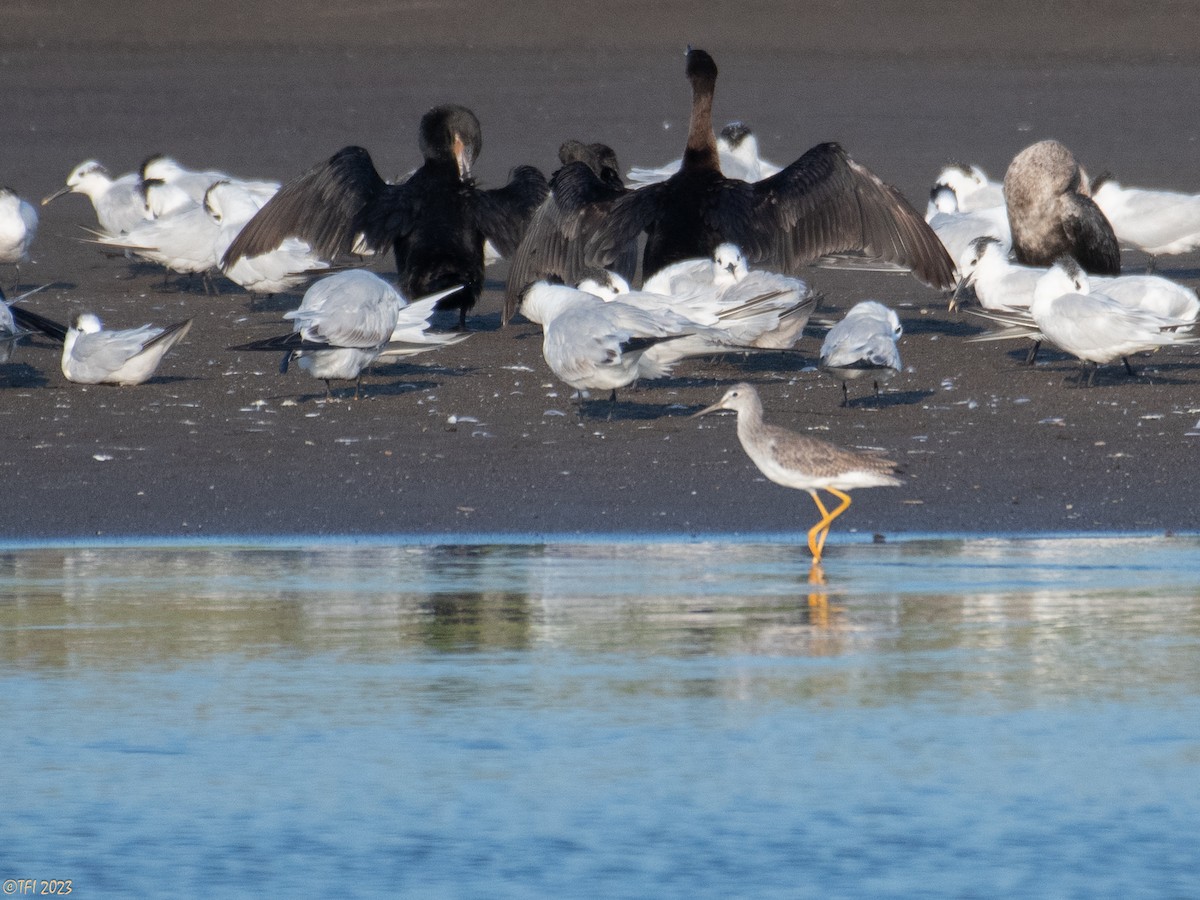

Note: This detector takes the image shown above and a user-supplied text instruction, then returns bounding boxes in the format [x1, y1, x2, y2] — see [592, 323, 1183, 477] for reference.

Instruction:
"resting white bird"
[819, 300, 903, 405]
[91, 180, 240, 287]
[926, 184, 1011, 269]
[954, 235, 1200, 326]
[1092, 174, 1200, 270]
[639, 243, 818, 349]
[576, 275, 815, 376]
[927, 162, 1006, 213]
[972, 258, 1198, 385]
[626, 122, 782, 186]
[643, 241, 749, 295]
[142, 179, 196, 220]
[0, 187, 38, 285]
[57, 313, 192, 385]
[42, 160, 149, 236]
[520, 282, 705, 404]
[141, 154, 279, 206]
[951, 236, 1046, 312]
[230, 270, 465, 399]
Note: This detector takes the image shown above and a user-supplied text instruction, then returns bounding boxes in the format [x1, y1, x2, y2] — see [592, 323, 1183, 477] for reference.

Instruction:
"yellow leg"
[807, 489, 854, 562]
[814, 489, 853, 558]
[806, 490, 832, 558]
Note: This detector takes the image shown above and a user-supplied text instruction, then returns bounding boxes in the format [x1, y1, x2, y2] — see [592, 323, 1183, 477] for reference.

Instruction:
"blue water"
[2, 537, 1198, 898]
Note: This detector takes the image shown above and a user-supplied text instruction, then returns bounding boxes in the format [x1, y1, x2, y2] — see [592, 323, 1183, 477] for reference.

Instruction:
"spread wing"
[471, 165, 550, 259]
[503, 161, 636, 322]
[222, 146, 399, 266]
[742, 142, 955, 288]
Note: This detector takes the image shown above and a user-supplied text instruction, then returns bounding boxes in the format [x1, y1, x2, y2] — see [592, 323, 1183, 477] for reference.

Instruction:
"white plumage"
[626, 122, 782, 186]
[928, 163, 1006, 213]
[926, 184, 1011, 268]
[42, 160, 149, 235]
[0, 187, 38, 281]
[62, 313, 192, 385]
[237, 271, 466, 398]
[819, 300, 903, 404]
[208, 181, 329, 295]
[521, 282, 702, 396]
[975, 259, 1200, 384]
[1092, 176, 1200, 263]
[141, 154, 278, 206]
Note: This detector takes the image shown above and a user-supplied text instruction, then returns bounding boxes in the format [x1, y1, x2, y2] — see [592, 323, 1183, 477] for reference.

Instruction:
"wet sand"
[2, 3, 1199, 541]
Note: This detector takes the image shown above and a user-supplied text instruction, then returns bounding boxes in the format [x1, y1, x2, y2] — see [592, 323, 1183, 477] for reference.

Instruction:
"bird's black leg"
[1122, 356, 1137, 377]
[839, 381, 850, 408]
[1024, 340, 1042, 366]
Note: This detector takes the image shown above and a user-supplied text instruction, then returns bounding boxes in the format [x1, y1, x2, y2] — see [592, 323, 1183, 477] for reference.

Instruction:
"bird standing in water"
[692, 382, 903, 563]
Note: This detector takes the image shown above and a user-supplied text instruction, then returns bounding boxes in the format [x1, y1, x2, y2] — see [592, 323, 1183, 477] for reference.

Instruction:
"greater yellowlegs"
[692, 382, 903, 561]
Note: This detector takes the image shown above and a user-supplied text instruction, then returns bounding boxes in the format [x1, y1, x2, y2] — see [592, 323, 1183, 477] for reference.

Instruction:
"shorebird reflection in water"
[692, 382, 902, 563]
[223, 104, 549, 328]
[586, 48, 955, 289]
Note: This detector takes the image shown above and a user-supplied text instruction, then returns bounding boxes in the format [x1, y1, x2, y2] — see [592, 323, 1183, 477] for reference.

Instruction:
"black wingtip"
[10, 305, 68, 344]
[228, 332, 304, 353]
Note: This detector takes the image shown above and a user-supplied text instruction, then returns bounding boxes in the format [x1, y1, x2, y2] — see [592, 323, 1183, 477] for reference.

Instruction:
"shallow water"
[2, 536, 1198, 898]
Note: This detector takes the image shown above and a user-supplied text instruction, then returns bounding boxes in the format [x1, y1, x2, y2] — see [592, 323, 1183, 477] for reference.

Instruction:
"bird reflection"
[806, 561, 831, 627]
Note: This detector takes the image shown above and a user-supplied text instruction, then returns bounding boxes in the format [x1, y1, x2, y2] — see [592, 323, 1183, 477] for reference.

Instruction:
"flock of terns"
[4, 46, 1200, 561]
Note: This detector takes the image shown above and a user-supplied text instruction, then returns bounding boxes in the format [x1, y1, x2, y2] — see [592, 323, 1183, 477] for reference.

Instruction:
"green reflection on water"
[1, 539, 1198, 708]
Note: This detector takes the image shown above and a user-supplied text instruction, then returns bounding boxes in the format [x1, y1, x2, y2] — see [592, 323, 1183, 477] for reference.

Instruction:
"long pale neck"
[734, 395, 765, 438]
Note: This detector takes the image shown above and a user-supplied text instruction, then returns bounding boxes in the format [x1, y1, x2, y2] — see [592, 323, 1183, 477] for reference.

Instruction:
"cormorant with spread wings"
[223, 104, 549, 327]
[585, 48, 955, 290]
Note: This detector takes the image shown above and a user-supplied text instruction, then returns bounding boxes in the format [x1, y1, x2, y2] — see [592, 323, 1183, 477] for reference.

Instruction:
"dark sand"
[2, 3, 1200, 541]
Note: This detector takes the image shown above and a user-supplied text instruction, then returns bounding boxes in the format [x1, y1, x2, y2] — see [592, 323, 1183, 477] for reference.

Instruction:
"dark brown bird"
[1003, 139, 1120, 276]
[586, 48, 955, 289]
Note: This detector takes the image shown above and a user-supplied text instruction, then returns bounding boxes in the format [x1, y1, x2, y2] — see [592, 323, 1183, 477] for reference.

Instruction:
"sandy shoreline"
[2, 6, 1200, 542]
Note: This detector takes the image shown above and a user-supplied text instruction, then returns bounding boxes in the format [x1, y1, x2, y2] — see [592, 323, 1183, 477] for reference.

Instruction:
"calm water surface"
[1, 535, 1198, 898]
